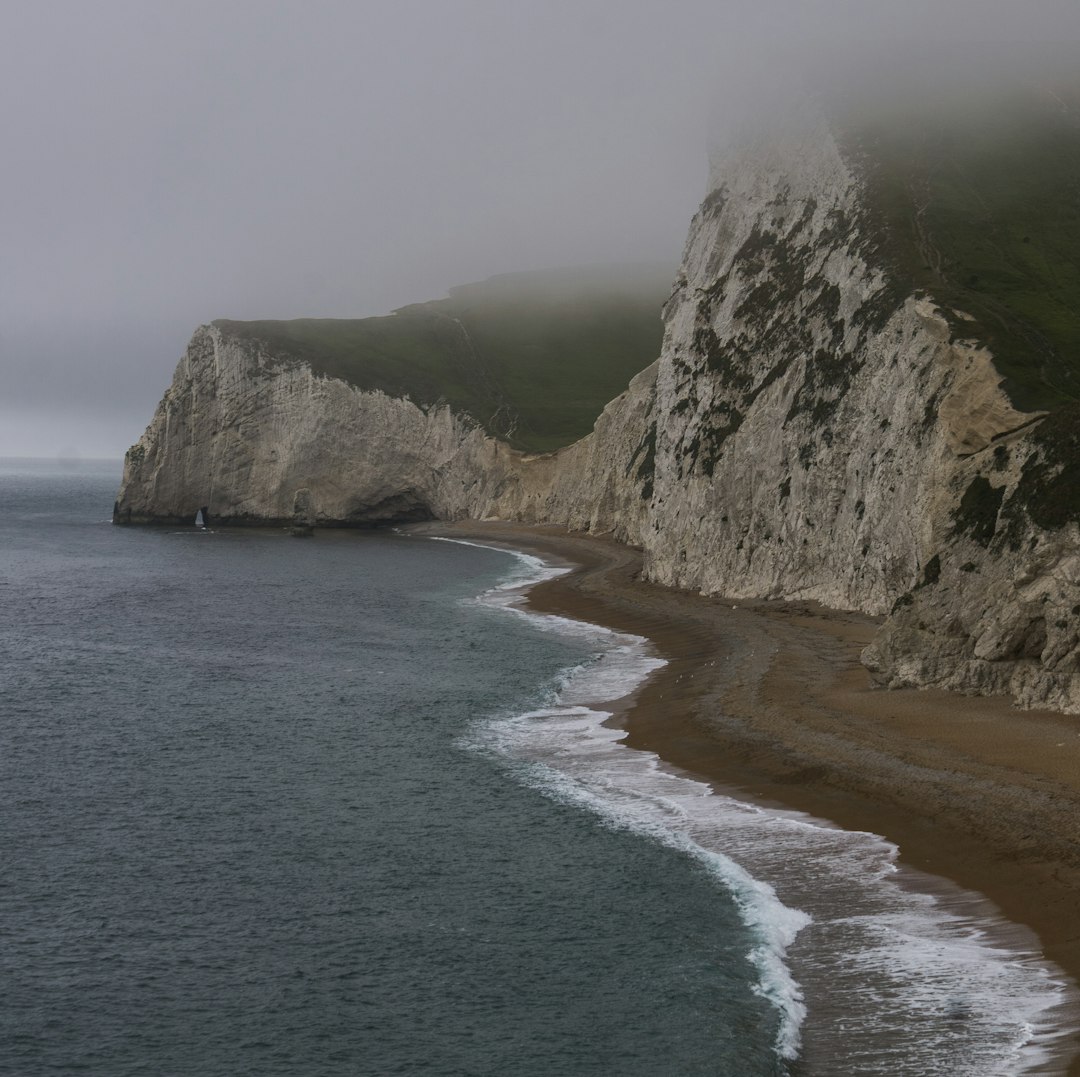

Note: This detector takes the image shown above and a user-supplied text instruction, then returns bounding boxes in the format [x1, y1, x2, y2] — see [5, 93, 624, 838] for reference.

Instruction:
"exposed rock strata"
[116, 124, 1080, 713]
[113, 324, 658, 540]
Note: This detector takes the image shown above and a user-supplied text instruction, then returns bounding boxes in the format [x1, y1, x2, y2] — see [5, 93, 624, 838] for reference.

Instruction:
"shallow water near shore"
[443, 538, 1080, 1076]
[1, 461, 1075, 1075]
[2, 461, 782, 1076]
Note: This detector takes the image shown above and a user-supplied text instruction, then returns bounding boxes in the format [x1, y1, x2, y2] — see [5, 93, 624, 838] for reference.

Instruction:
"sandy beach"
[415, 519, 1080, 1074]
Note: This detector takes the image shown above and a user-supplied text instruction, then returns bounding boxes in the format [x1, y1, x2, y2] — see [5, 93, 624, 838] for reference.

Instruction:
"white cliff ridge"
[116, 124, 1080, 714]
[113, 323, 658, 540]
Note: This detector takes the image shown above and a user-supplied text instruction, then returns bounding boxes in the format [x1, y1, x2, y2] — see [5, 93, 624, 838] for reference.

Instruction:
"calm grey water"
[4, 460, 1075, 1077]
[0, 460, 782, 1077]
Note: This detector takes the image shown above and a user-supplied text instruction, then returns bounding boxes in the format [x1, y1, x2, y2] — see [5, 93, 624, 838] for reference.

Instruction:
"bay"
[0, 461, 779, 1077]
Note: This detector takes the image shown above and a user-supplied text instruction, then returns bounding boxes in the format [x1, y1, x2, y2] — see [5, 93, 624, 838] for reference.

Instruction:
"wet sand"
[414, 519, 1080, 1073]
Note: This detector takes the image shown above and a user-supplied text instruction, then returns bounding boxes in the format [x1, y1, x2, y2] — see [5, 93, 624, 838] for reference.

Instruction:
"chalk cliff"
[116, 119, 1080, 714]
[112, 323, 658, 540]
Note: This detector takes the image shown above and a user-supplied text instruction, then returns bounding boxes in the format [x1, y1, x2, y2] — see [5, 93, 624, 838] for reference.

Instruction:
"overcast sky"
[3, 1, 1079, 458]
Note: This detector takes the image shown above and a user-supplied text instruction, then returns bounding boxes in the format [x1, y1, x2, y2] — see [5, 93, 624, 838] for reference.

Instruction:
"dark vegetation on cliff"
[214, 264, 670, 454]
[843, 83, 1080, 415]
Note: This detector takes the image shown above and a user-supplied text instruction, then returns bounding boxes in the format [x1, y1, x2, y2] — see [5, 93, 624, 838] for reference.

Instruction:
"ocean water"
[0, 460, 1075, 1076]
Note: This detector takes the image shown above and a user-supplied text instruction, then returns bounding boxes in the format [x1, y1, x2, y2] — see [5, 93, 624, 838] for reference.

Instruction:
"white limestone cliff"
[113, 325, 657, 540]
[115, 122, 1080, 713]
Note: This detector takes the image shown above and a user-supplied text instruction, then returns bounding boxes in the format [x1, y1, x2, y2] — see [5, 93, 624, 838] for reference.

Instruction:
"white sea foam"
[441, 537, 1079, 1075]
[429, 536, 570, 592]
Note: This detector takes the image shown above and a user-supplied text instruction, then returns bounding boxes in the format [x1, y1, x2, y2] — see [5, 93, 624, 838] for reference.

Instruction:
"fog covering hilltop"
[831, 77, 1080, 414]
[9, 3, 1080, 457]
[213, 264, 672, 455]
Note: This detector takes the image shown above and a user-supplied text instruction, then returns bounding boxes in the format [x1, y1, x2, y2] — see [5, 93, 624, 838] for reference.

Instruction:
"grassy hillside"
[215, 264, 671, 454]
[843, 83, 1080, 413]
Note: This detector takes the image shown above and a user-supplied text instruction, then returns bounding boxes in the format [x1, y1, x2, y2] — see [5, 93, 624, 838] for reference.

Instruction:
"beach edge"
[411, 519, 1080, 1075]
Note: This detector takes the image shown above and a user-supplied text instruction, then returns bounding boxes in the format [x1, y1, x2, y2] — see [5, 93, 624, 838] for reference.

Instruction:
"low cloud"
[2, 0, 1077, 454]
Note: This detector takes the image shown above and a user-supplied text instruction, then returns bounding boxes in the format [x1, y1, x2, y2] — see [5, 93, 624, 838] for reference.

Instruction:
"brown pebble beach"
[413, 519, 1080, 1074]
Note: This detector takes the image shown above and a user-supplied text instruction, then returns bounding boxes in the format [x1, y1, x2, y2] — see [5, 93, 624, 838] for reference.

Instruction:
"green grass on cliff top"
[842, 82, 1080, 412]
[214, 264, 670, 454]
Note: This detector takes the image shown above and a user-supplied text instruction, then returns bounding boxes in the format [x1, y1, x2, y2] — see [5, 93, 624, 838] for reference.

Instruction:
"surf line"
[432, 534, 810, 1063]
[430, 534, 1079, 1075]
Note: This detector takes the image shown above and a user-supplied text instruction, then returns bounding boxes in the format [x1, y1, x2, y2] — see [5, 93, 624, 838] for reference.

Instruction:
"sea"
[1, 457, 1077, 1076]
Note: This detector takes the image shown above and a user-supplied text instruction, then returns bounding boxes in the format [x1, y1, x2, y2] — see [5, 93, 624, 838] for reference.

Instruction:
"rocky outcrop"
[116, 121, 1080, 713]
[113, 324, 658, 538]
[862, 408, 1080, 713]
[635, 122, 1078, 712]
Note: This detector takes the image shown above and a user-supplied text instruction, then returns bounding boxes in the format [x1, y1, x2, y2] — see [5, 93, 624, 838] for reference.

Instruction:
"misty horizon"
[3, 0, 1079, 457]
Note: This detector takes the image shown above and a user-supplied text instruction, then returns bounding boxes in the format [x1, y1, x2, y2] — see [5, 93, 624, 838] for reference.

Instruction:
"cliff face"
[113, 323, 658, 540]
[640, 122, 1079, 713]
[116, 123, 1080, 714]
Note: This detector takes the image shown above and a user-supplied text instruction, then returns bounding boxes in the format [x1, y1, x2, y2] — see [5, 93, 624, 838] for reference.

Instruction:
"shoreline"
[413, 519, 1080, 1074]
